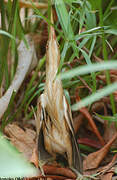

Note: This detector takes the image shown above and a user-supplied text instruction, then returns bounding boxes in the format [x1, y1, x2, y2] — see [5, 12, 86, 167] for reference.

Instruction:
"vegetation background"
[0, 0, 117, 179]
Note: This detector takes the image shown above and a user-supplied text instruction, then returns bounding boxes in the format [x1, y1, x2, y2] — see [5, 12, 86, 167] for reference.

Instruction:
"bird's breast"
[43, 116, 71, 156]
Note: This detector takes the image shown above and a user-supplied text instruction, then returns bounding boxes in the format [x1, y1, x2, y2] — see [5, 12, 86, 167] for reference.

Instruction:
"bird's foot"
[71, 168, 99, 180]
[38, 157, 56, 176]
[38, 160, 46, 176]
[71, 167, 83, 180]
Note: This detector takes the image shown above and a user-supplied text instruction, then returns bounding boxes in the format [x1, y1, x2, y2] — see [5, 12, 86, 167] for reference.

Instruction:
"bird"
[36, 12, 82, 174]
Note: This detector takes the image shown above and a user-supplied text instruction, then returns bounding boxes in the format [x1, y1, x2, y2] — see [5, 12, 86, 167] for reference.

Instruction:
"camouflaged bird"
[36, 13, 82, 174]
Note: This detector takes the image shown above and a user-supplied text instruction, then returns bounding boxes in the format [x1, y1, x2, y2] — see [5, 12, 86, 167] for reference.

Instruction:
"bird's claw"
[38, 160, 45, 176]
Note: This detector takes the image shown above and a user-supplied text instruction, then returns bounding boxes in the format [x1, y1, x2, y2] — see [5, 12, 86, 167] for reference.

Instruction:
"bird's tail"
[71, 134, 83, 173]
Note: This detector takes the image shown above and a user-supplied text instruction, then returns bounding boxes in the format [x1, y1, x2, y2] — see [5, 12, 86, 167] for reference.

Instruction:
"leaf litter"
[4, 123, 36, 161]
[1, 2, 117, 180]
[3, 33, 117, 180]
[3, 23, 117, 180]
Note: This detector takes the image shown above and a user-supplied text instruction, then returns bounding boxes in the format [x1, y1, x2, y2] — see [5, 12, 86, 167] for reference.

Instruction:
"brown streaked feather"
[63, 96, 83, 173]
[37, 94, 52, 161]
[38, 127, 52, 161]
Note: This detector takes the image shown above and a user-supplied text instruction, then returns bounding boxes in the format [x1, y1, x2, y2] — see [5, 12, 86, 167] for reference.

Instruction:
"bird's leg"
[71, 167, 84, 180]
[38, 160, 46, 176]
[71, 168, 99, 180]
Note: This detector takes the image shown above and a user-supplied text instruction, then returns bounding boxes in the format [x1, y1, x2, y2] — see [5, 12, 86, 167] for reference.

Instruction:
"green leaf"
[0, 132, 38, 178]
[59, 61, 117, 80]
[95, 113, 117, 122]
[54, 0, 74, 40]
[59, 61, 117, 111]
[105, 29, 117, 35]
[54, 0, 78, 57]
[0, 30, 15, 40]
[72, 81, 117, 111]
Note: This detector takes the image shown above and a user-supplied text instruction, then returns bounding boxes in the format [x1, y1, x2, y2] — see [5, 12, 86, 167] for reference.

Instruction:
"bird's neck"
[46, 34, 60, 82]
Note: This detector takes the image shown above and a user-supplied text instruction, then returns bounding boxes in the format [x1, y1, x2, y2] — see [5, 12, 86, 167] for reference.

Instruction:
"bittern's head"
[46, 13, 60, 81]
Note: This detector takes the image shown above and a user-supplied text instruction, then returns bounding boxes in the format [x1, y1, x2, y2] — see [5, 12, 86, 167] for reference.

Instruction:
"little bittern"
[36, 13, 82, 174]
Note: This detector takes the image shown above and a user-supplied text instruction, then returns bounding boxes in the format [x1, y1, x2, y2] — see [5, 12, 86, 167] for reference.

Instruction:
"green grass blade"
[54, 0, 78, 58]
[72, 81, 117, 111]
[99, 0, 116, 115]
[59, 61, 117, 80]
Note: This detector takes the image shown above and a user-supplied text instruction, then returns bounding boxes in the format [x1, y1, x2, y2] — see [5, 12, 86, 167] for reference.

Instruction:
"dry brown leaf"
[101, 172, 113, 180]
[4, 123, 36, 160]
[99, 154, 117, 174]
[30, 145, 39, 168]
[24, 165, 76, 180]
[83, 133, 117, 170]
[75, 92, 104, 146]
[73, 113, 84, 133]
[99, 154, 117, 180]
[43, 165, 76, 179]
[84, 155, 116, 179]
[104, 122, 117, 148]
[79, 107, 105, 146]
[78, 138, 101, 149]
[25, 176, 65, 180]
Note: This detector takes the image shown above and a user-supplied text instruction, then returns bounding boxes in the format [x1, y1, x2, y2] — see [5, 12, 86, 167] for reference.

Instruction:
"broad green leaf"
[0, 132, 38, 178]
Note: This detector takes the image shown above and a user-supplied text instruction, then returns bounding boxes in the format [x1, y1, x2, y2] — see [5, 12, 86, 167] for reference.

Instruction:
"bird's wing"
[63, 95, 83, 173]
[37, 94, 52, 161]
